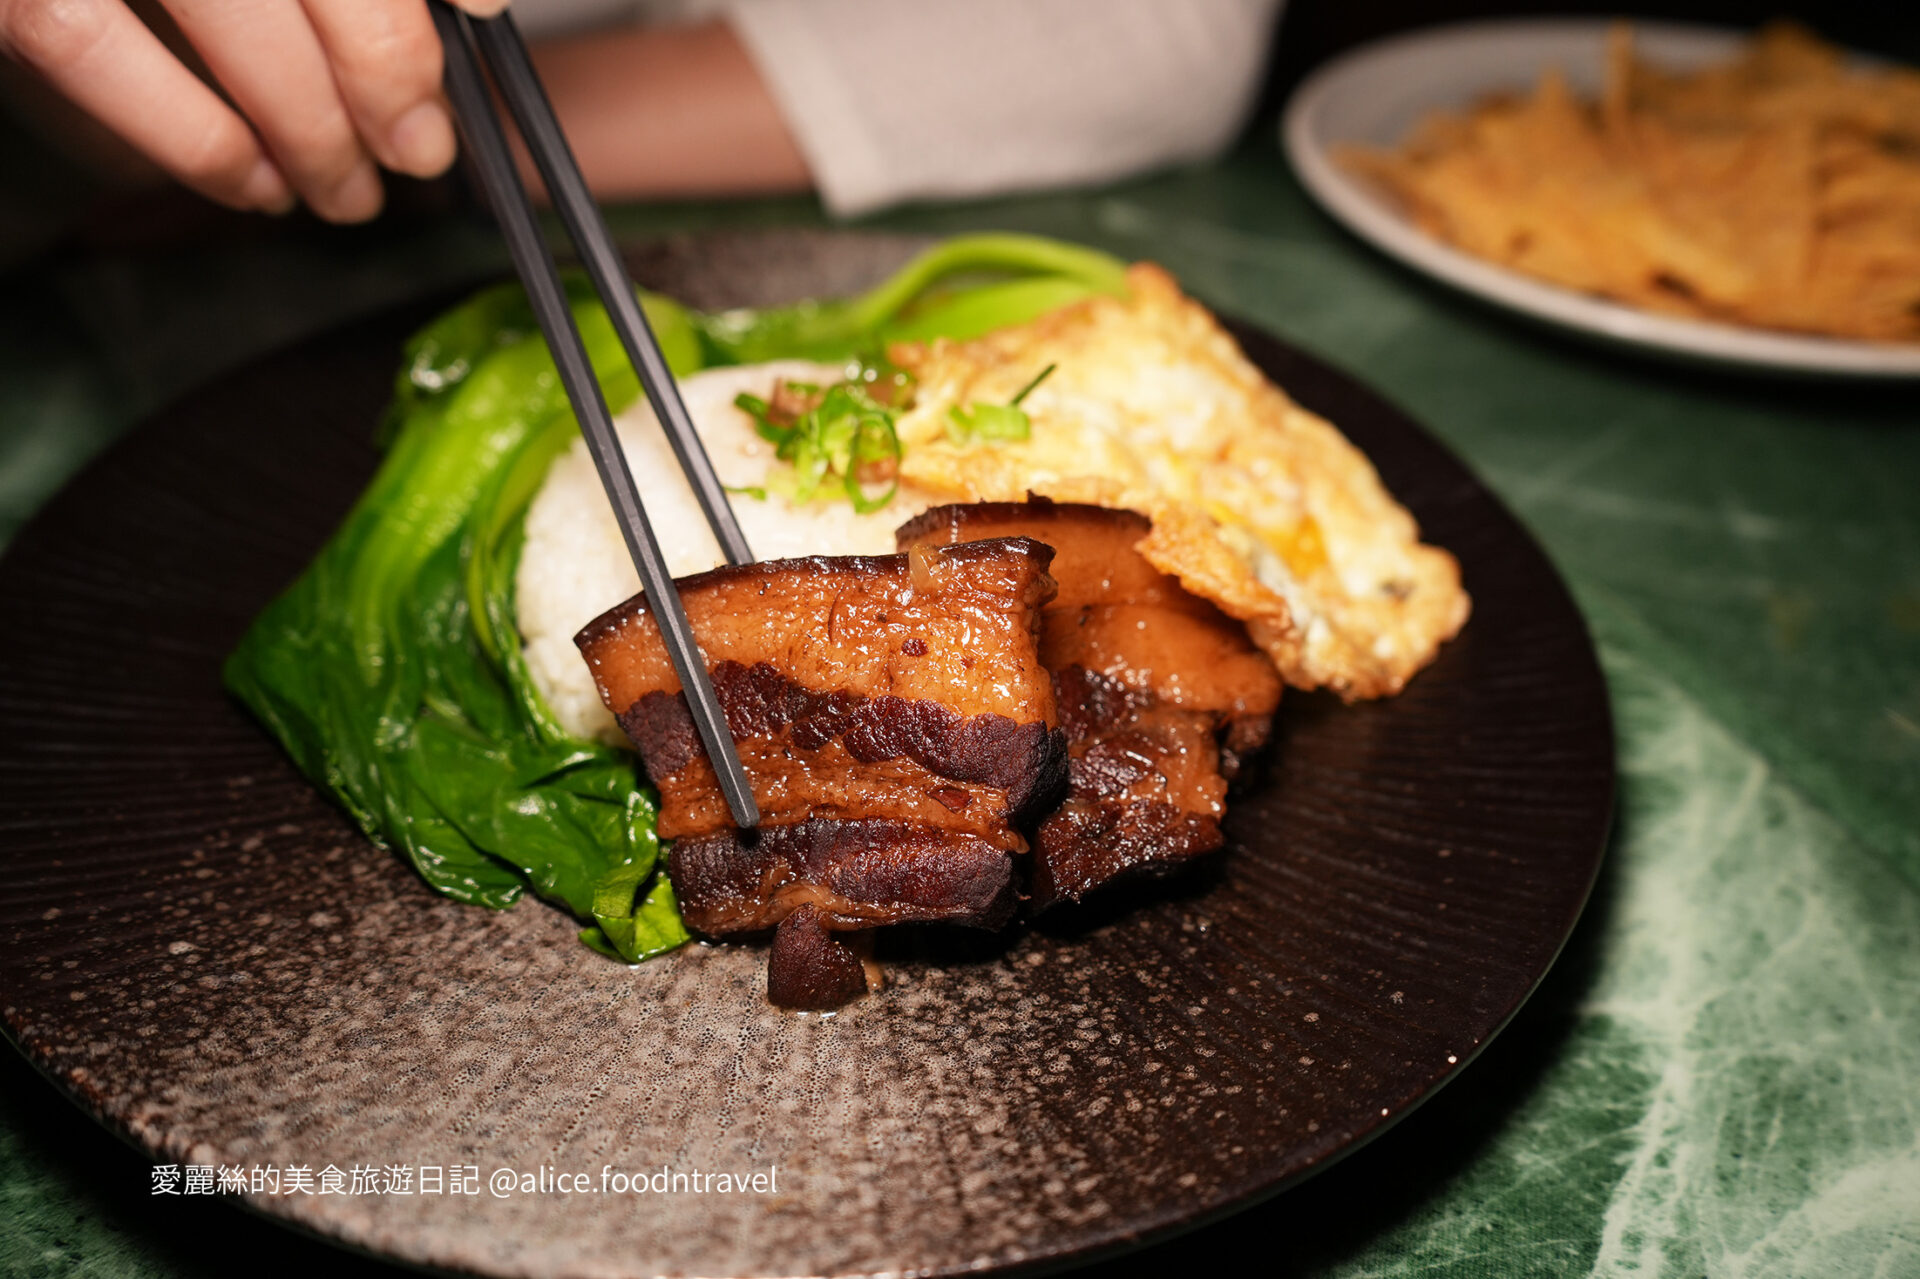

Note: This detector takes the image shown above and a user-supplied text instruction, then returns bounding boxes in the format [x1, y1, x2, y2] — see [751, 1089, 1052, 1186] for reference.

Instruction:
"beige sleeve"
[722, 0, 1285, 216]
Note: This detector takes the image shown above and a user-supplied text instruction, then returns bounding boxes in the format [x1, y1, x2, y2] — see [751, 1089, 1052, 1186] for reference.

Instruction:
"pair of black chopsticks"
[427, 1, 759, 828]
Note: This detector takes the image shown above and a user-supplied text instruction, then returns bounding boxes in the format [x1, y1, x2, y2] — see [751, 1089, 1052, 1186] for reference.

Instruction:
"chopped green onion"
[733, 379, 904, 512]
[1010, 362, 1057, 406]
[843, 408, 902, 513]
[944, 362, 1058, 446]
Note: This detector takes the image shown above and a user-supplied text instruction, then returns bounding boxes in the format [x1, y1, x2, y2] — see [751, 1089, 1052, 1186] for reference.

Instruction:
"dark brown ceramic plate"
[0, 231, 1611, 1278]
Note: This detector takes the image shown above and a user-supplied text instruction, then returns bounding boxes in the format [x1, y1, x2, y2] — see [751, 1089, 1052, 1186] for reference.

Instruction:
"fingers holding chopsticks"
[300, 0, 452, 183]
[0, 0, 293, 212]
[0, 0, 510, 221]
[158, 0, 390, 222]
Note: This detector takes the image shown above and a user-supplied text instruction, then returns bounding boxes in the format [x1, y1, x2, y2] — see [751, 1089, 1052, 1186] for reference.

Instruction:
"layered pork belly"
[574, 539, 1066, 1003]
[897, 500, 1281, 909]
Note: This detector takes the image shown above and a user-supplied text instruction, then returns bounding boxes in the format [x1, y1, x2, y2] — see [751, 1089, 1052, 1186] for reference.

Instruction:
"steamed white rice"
[516, 361, 935, 744]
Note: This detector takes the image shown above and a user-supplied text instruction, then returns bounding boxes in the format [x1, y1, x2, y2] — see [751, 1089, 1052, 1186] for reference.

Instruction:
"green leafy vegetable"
[380, 277, 701, 447]
[226, 234, 1125, 964]
[225, 282, 699, 960]
[582, 825, 689, 962]
[695, 233, 1127, 365]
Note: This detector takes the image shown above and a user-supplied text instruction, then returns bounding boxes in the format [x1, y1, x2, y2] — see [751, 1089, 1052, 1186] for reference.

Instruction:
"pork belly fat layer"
[668, 818, 1019, 936]
[574, 541, 1068, 841]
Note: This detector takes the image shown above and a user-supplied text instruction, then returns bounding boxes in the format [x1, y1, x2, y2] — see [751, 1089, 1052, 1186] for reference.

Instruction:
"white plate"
[1282, 19, 1920, 378]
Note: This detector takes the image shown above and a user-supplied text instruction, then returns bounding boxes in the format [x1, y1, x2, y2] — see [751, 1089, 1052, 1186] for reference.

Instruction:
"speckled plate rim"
[1282, 18, 1920, 379]
[0, 241, 1617, 1277]
[1008, 829, 1613, 1278]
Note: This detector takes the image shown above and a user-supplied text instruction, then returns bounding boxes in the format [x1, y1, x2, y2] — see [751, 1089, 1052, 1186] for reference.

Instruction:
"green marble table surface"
[3, 139, 1917, 1278]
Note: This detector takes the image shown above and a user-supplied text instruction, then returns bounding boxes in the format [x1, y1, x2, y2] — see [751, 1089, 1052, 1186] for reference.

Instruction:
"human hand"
[0, 0, 509, 221]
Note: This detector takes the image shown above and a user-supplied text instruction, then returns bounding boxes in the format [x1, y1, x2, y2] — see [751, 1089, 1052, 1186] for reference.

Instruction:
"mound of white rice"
[516, 361, 935, 744]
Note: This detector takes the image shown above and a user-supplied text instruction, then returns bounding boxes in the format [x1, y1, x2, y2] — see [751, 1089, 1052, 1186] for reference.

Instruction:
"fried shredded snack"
[1338, 22, 1920, 343]
[891, 264, 1469, 700]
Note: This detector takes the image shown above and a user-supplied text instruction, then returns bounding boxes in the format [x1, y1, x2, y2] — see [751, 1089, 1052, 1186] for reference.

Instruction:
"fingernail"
[241, 158, 295, 214]
[320, 163, 385, 224]
[389, 100, 457, 177]
[456, 0, 511, 16]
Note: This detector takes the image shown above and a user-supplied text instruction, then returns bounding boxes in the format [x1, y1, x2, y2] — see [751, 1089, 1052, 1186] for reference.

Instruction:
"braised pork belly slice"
[574, 540, 1066, 1007]
[897, 500, 1282, 910]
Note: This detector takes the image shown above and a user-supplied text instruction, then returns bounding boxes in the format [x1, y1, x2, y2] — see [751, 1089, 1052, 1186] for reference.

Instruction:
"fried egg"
[890, 263, 1469, 698]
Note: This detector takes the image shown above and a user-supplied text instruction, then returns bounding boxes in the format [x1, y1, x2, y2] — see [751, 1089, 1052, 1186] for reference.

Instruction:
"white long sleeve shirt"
[509, 0, 1284, 216]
